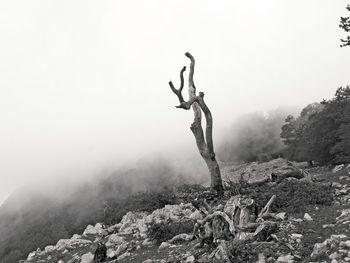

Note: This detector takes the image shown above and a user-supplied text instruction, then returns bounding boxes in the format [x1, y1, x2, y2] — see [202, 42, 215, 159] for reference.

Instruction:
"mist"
[217, 106, 301, 163]
[1, 0, 350, 205]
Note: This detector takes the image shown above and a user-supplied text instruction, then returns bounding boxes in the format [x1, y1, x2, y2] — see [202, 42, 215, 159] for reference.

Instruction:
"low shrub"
[147, 220, 194, 244]
[227, 180, 333, 214]
[104, 186, 177, 225]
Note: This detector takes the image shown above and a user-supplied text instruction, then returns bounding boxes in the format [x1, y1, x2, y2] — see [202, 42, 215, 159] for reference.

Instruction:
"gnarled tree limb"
[168, 52, 223, 192]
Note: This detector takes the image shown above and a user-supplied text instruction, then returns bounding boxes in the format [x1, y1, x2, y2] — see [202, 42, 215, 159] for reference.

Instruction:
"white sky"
[1, 0, 350, 204]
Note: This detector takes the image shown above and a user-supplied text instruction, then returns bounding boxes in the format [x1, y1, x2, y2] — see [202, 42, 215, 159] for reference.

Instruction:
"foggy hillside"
[0, 106, 298, 263]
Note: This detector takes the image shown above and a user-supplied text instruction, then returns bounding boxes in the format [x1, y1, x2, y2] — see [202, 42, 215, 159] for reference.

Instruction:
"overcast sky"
[0, 0, 350, 204]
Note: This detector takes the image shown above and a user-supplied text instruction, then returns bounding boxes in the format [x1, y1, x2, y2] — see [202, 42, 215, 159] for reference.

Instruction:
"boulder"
[83, 223, 108, 237]
[80, 252, 94, 263]
[26, 251, 36, 261]
[333, 164, 345, 173]
[105, 234, 125, 247]
[158, 242, 171, 250]
[311, 242, 328, 259]
[56, 237, 92, 251]
[220, 158, 307, 184]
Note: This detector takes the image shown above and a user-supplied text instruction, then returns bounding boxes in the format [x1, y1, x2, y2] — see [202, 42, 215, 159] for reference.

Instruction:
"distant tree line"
[217, 107, 298, 163]
[281, 86, 350, 165]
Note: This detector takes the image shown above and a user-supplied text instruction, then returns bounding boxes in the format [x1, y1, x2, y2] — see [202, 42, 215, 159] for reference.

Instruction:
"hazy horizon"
[1, 0, 350, 204]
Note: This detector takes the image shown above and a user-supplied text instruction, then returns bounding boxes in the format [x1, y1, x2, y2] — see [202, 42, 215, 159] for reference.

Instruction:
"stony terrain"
[20, 160, 350, 263]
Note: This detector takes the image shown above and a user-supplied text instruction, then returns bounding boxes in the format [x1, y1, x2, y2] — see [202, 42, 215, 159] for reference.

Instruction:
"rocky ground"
[20, 160, 350, 263]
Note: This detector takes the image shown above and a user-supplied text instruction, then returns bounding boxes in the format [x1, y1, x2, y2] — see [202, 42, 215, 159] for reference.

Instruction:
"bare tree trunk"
[168, 52, 224, 193]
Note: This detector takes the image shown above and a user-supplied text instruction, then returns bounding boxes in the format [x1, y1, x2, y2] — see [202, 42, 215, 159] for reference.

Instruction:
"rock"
[83, 223, 108, 237]
[304, 213, 313, 221]
[258, 253, 266, 263]
[26, 251, 36, 261]
[117, 252, 131, 260]
[291, 233, 303, 240]
[323, 224, 336, 228]
[275, 212, 287, 220]
[340, 176, 349, 180]
[80, 252, 94, 263]
[291, 218, 303, 223]
[311, 243, 328, 259]
[185, 255, 195, 262]
[337, 209, 350, 220]
[44, 245, 55, 253]
[189, 210, 203, 220]
[105, 234, 125, 247]
[56, 237, 91, 251]
[168, 233, 193, 244]
[142, 239, 153, 246]
[107, 248, 118, 259]
[71, 234, 82, 239]
[159, 242, 171, 250]
[83, 225, 98, 236]
[333, 164, 345, 173]
[340, 240, 350, 248]
[333, 182, 343, 188]
[330, 234, 348, 242]
[329, 252, 341, 259]
[116, 242, 129, 255]
[276, 254, 294, 263]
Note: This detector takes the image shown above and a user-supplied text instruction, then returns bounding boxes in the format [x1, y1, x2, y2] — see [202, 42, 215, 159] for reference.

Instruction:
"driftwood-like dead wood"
[198, 211, 236, 234]
[258, 195, 276, 220]
[168, 52, 223, 192]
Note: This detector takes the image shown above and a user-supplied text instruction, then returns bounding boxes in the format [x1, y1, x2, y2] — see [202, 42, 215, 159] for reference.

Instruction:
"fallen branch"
[258, 195, 276, 220]
[198, 211, 235, 234]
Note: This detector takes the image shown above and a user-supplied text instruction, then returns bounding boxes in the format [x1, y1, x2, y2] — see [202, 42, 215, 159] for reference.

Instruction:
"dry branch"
[168, 52, 223, 192]
[258, 195, 276, 220]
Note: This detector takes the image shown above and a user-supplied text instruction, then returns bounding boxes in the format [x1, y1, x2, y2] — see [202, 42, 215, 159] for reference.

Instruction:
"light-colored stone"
[333, 164, 345, 173]
[117, 252, 131, 260]
[333, 182, 343, 188]
[168, 233, 193, 243]
[311, 243, 328, 259]
[323, 224, 336, 228]
[26, 251, 36, 261]
[185, 255, 195, 262]
[329, 252, 341, 259]
[276, 254, 294, 263]
[291, 233, 303, 240]
[159, 242, 171, 250]
[275, 212, 287, 220]
[340, 240, 350, 248]
[80, 252, 94, 263]
[142, 239, 153, 246]
[304, 213, 313, 221]
[106, 234, 125, 247]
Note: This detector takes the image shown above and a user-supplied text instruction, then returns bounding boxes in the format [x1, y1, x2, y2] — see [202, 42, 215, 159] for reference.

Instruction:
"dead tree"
[168, 52, 224, 193]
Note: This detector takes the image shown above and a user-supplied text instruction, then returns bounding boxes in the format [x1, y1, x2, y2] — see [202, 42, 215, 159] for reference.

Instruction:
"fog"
[1, 0, 350, 204]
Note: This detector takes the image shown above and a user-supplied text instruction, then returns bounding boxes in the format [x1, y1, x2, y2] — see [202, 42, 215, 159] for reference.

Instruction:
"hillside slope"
[19, 162, 350, 263]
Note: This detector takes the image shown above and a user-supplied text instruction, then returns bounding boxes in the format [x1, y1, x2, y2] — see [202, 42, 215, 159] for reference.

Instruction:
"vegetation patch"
[104, 186, 177, 225]
[227, 180, 333, 213]
[147, 220, 194, 244]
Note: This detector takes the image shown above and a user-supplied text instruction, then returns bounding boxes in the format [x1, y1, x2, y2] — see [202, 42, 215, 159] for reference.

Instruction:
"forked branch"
[168, 66, 186, 106]
[168, 52, 223, 192]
